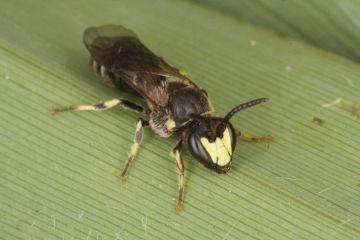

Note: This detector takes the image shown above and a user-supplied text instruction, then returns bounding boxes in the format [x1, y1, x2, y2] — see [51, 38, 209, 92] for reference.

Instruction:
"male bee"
[52, 25, 271, 210]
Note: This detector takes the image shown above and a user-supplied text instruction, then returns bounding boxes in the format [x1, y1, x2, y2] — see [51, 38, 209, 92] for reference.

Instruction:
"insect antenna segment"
[224, 98, 269, 121]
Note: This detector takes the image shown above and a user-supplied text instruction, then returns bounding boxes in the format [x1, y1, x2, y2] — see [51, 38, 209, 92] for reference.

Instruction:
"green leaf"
[1, 0, 359, 239]
[194, 0, 360, 62]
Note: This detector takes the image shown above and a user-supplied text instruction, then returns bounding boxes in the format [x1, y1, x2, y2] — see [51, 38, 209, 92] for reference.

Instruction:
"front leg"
[235, 128, 272, 142]
[171, 139, 185, 211]
[120, 118, 149, 182]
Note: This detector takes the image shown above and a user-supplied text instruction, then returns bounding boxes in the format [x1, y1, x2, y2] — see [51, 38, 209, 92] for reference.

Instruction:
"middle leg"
[171, 139, 185, 211]
[120, 118, 149, 182]
[235, 128, 272, 142]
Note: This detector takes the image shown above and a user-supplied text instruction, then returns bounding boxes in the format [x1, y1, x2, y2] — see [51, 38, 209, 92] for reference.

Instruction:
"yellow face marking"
[222, 128, 233, 155]
[200, 138, 217, 163]
[166, 118, 176, 131]
[200, 128, 232, 166]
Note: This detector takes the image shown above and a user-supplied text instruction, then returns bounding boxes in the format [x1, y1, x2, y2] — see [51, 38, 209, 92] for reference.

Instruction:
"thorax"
[149, 82, 214, 137]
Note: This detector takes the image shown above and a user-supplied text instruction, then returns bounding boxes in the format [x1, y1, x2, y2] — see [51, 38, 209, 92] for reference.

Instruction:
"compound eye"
[188, 133, 214, 168]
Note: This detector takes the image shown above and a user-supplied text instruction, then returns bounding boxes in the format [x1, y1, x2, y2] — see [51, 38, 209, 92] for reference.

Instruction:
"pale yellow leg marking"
[51, 98, 121, 114]
[172, 140, 184, 211]
[166, 118, 176, 131]
[236, 128, 273, 142]
[120, 119, 145, 182]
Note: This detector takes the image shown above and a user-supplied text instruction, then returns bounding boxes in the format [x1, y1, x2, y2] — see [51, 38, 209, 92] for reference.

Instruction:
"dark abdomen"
[90, 58, 141, 96]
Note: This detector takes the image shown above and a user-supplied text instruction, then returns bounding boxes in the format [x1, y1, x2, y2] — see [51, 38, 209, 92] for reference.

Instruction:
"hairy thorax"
[149, 84, 214, 137]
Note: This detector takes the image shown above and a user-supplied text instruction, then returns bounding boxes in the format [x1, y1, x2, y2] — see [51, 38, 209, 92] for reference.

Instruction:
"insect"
[52, 25, 271, 211]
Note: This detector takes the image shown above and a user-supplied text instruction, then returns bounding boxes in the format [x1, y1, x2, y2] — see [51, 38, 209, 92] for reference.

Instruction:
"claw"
[176, 201, 183, 212]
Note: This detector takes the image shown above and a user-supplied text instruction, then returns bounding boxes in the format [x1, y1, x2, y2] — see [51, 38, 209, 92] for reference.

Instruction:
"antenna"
[224, 98, 269, 121]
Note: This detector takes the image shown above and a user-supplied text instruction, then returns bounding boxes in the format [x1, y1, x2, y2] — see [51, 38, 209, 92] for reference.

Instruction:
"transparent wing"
[83, 25, 197, 106]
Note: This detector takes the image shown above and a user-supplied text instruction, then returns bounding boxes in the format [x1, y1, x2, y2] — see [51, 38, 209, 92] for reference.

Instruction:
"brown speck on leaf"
[312, 117, 324, 125]
[341, 103, 360, 119]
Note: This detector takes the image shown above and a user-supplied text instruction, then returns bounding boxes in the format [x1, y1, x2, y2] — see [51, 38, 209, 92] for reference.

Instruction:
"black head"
[186, 98, 268, 173]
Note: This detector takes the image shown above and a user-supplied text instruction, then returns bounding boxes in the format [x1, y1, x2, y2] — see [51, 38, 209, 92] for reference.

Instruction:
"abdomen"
[90, 58, 141, 96]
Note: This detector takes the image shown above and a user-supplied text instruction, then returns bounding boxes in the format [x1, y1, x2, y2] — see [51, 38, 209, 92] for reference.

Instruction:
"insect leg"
[235, 128, 272, 142]
[51, 98, 149, 115]
[171, 139, 185, 211]
[120, 118, 149, 182]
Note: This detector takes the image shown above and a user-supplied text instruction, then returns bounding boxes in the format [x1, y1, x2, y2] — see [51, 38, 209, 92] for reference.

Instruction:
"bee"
[52, 25, 271, 211]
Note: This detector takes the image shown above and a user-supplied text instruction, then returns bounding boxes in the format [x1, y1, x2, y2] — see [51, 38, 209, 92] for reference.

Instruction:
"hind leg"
[51, 98, 149, 115]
